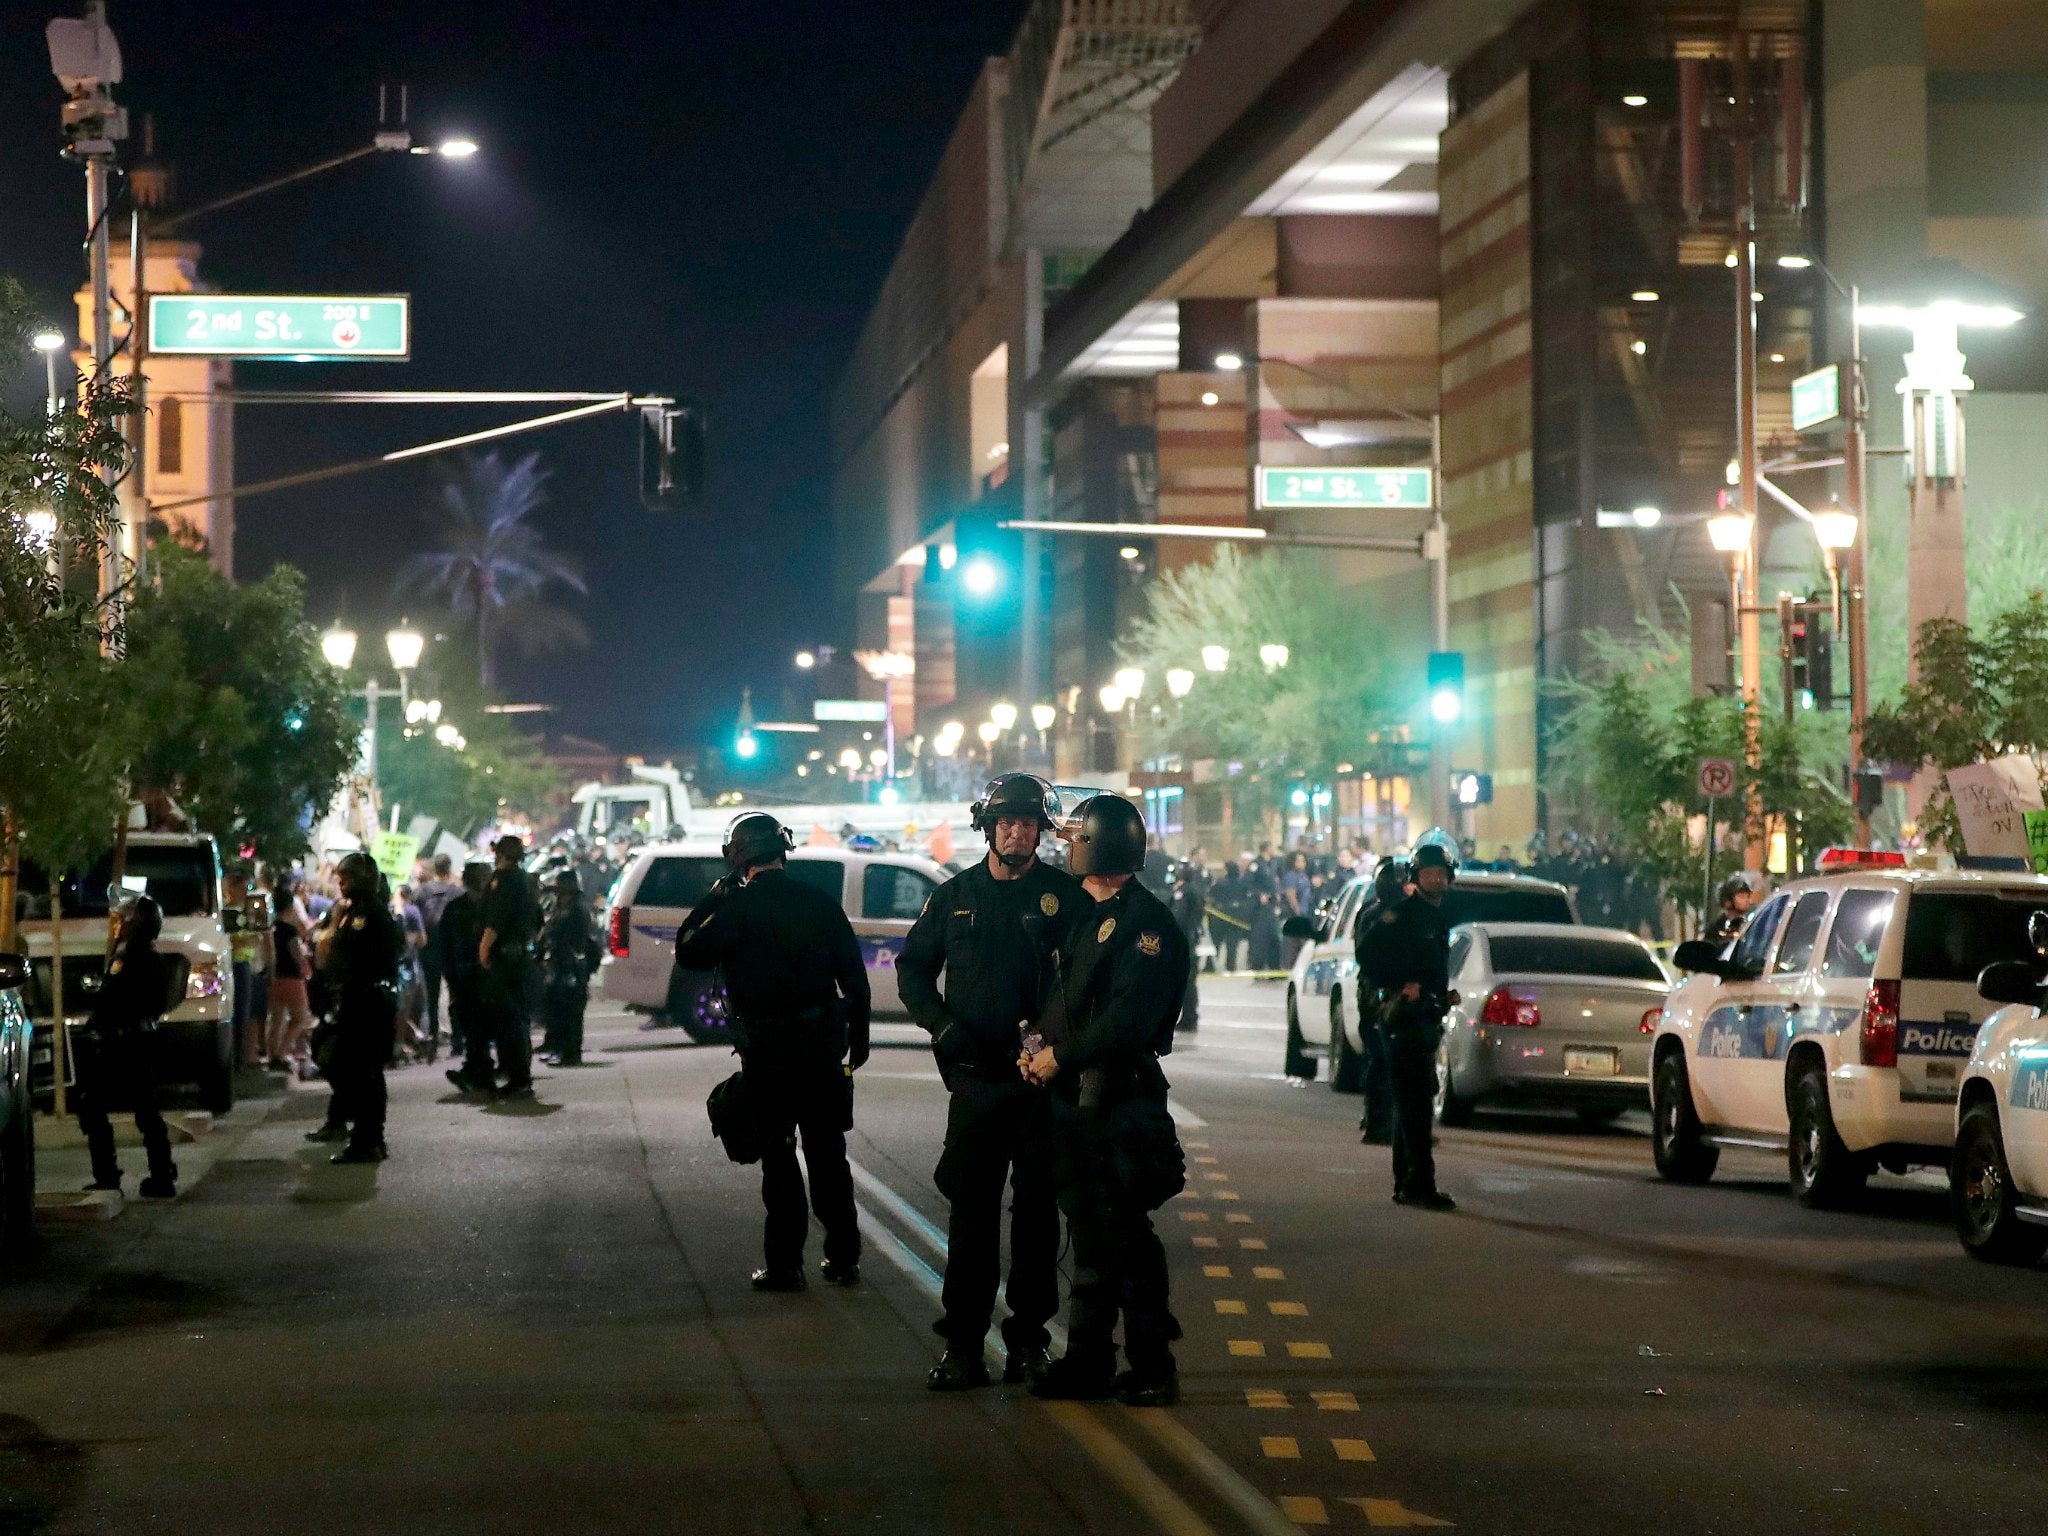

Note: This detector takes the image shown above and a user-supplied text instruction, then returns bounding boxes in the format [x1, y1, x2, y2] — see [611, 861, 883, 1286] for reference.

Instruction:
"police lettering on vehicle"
[2016, 1052, 2048, 1113]
[1899, 1022, 1979, 1057]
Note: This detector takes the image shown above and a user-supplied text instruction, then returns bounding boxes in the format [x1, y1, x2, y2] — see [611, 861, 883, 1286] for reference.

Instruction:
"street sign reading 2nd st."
[149, 294, 410, 360]
[1255, 465, 1433, 511]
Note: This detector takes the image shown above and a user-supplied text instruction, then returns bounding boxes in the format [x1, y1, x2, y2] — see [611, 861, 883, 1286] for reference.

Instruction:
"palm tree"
[395, 450, 589, 691]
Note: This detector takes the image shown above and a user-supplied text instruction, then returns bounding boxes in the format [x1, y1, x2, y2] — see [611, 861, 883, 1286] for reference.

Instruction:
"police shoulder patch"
[1138, 931, 1162, 957]
[1097, 916, 1117, 944]
[1379, 911, 1399, 924]
[351, 915, 367, 929]
[1040, 892, 1060, 917]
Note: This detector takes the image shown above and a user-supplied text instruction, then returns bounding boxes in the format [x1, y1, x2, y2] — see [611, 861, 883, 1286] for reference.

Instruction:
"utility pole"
[1427, 414, 1452, 830]
[48, 2, 129, 633]
[1731, 34, 1767, 872]
[1843, 287, 1872, 848]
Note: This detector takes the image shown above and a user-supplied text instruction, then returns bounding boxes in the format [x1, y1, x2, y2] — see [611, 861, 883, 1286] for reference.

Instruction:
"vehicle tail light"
[607, 906, 630, 959]
[1639, 1007, 1661, 1035]
[1859, 979, 1900, 1067]
[1480, 985, 1540, 1028]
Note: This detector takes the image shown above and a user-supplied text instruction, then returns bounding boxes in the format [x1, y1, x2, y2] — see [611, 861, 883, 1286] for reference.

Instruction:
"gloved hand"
[848, 1040, 870, 1071]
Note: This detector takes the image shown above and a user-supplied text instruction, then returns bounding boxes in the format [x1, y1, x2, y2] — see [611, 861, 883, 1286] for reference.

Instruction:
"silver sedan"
[1435, 923, 1673, 1127]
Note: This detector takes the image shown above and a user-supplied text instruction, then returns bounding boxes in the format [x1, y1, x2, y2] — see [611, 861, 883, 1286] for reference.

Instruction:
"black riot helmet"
[337, 850, 380, 899]
[119, 891, 163, 951]
[1371, 858, 1410, 906]
[1409, 842, 1457, 882]
[971, 772, 1057, 833]
[722, 811, 794, 874]
[1066, 794, 1147, 878]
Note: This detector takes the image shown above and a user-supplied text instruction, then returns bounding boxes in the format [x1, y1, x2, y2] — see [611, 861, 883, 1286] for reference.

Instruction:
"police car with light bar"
[1655, 850, 2048, 1207]
[1946, 911, 2048, 1263]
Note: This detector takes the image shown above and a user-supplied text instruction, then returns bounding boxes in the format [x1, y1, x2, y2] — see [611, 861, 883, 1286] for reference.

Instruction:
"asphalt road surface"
[7, 975, 2048, 1535]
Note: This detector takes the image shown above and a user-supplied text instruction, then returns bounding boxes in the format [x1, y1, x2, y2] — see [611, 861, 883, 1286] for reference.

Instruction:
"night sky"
[1, 1, 1027, 753]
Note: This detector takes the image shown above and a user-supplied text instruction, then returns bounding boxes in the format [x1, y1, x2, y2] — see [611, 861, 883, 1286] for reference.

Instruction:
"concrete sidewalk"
[32, 1067, 308, 1221]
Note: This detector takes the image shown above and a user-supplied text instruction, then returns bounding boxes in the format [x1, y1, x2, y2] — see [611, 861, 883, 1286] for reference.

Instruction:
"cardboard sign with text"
[2025, 810, 2048, 876]
[369, 831, 423, 886]
[1947, 757, 2045, 863]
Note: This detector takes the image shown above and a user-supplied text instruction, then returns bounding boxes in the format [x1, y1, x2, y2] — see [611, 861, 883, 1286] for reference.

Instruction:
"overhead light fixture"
[990, 700, 1018, 731]
[1631, 290, 1660, 302]
[1113, 666, 1146, 700]
[1030, 703, 1057, 732]
[1768, 352, 1786, 364]
[987, 441, 1009, 459]
[794, 650, 816, 670]
[1621, 93, 1649, 107]
[1777, 255, 1812, 270]
[1201, 644, 1229, 673]
[1200, 391, 1220, 407]
[435, 137, 480, 159]
[31, 329, 65, 353]
[321, 623, 358, 671]
[1811, 510, 1859, 551]
[1631, 505, 1662, 528]
[1098, 684, 1126, 713]
[1213, 352, 1244, 372]
[1166, 667, 1195, 698]
[1259, 643, 1290, 670]
[1630, 339, 1648, 355]
[1724, 252, 1739, 268]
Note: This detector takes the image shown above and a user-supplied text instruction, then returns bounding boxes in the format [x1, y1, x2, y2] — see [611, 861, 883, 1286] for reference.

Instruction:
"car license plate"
[1566, 1048, 1619, 1076]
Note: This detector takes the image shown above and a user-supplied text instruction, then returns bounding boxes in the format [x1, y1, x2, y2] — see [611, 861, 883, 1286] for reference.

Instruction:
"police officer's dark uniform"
[315, 851, 403, 1164]
[898, 772, 1081, 1391]
[1356, 843, 1457, 1210]
[74, 894, 179, 1198]
[1350, 858, 1410, 1146]
[474, 835, 539, 1098]
[1026, 794, 1189, 1408]
[437, 861, 490, 1068]
[674, 813, 871, 1290]
[538, 868, 596, 1067]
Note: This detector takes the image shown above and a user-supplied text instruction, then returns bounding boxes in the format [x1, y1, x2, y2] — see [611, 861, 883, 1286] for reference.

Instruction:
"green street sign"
[1791, 363, 1841, 432]
[1256, 465, 1433, 511]
[149, 294, 410, 360]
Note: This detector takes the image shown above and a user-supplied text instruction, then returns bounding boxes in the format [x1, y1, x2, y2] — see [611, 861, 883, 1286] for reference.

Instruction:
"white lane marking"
[847, 1157, 949, 1258]
[1166, 1099, 1207, 1128]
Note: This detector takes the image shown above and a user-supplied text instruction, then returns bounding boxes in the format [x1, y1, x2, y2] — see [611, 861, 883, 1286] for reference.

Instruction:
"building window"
[157, 394, 183, 475]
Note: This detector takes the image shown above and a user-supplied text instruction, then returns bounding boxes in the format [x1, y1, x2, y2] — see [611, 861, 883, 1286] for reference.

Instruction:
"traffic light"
[639, 402, 707, 511]
[1454, 771, 1493, 807]
[1853, 768, 1884, 816]
[1427, 651, 1464, 724]
[953, 509, 1018, 607]
[1784, 596, 1835, 710]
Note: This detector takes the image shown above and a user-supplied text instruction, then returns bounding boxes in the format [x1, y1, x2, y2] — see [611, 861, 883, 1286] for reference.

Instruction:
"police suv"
[1284, 869, 1577, 1090]
[1655, 852, 2048, 1207]
[1945, 912, 2048, 1263]
[597, 840, 950, 1041]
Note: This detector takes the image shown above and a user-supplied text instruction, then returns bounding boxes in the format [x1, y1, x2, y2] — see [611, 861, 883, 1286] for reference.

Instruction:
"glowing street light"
[1258, 643, 1290, 670]
[385, 619, 425, 674]
[1811, 509, 1858, 552]
[1706, 512, 1755, 555]
[320, 622, 359, 671]
[1030, 703, 1057, 732]
[1165, 667, 1195, 699]
[977, 721, 1001, 746]
[794, 650, 816, 670]
[1098, 684, 1127, 714]
[1201, 645, 1229, 673]
[1113, 666, 1146, 699]
[990, 700, 1019, 731]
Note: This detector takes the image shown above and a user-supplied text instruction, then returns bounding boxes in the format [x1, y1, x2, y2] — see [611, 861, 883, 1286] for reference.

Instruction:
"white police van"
[1655, 852, 2048, 1207]
[597, 840, 949, 1041]
[1946, 913, 2048, 1263]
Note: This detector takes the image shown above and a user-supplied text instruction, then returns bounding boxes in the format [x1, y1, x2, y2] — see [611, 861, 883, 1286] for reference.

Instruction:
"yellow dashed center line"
[1269, 1301, 1308, 1317]
[1333, 1438, 1376, 1462]
[1279, 1495, 1330, 1526]
[1215, 1190, 1242, 1201]
[1227, 1340, 1266, 1358]
[1245, 1389, 1289, 1409]
[1203, 1171, 1230, 1182]
[1215, 1299, 1249, 1315]
[1203, 1264, 1232, 1279]
[1310, 1391, 1358, 1412]
[1285, 1341, 1332, 1360]
[1180, 1211, 1210, 1223]
[1260, 1435, 1301, 1460]
[1253, 1265, 1285, 1280]
[1224, 1211, 1253, 1223]
[1192, 1154, 1219, 1165]
[1237, 1237, 1267, 1250]
[1192, 1235, 1221, 1249]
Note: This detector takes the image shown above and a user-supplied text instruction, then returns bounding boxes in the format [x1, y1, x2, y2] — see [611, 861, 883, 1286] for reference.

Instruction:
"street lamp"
[322, 619, 430, 820]
[1098, 683, 1127, 714]
[1860, 260, 2027, 656]
[990, 700, 1019, 732]
[1030, 702, 1057, 733]
[794, 650, 816, 670]
[1706, 513, 1755, 692]
[386, 618, 425, 678]
[1201, 645, 1229, 673]
[320, 621, 358, 670]
[1166, 667, 1195, 699]
[30, 328, 65, 417]
[1259, 643, 1290, 671]
[977, 721, 1001, 747]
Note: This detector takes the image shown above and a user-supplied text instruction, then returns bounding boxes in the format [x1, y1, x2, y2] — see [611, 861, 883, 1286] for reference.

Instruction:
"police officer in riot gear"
[471, 834, 539, 1099]
[74, 894, 179, 1198]
[1021, 794, 1188, 1408]
[899, 772, 1081, 1392]
[1707, 871, 1758, 945]
[1357, 841, 1458, 1210]
[674, 812, 871, 1291]
[1351, 857, 1411, 1145]
[313, 851, 404, 1164]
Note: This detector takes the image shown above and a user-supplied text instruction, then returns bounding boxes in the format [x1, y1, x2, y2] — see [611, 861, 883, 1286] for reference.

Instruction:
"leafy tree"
[0, 276, 132, 951]
[120, 542, 357, 866]
[394, 450, 588, 691]
[1548, 605, 1852, 922]
[1862, 591, 2048, 852]
[1116, 546, 1408, 799]
[374, 695, 562, 839]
